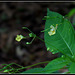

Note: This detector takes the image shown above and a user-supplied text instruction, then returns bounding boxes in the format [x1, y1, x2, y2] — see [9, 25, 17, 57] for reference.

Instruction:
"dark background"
[0, 2, 75, 73]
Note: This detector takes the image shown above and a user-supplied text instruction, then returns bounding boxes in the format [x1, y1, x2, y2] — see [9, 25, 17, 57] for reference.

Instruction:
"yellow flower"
[48, 25, 58, 36]
[15, 35, 24, 42]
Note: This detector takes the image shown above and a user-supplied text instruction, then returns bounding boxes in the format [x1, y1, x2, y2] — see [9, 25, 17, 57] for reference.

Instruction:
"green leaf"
[42, 57, 71, 73]
[69, 62, 75, 73]
[44, 8, 75, 59]
[67, 8, 75, 18]
[21, 68, 44, 74]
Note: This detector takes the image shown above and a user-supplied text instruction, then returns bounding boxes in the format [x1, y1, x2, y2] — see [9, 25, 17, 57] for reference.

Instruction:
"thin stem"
[36, 36, 45, 42]
[16, 61, 50, 71]
[23, 36, 29, 39]
[0, 63, 24, 71]
[22, 27, 45, 42]
[29, 36, 36, 44]
[1, 61, 50, 73]
[41, 28, 50, 32]
[22, 27, 34, 34]
[10, 63, 24, 68]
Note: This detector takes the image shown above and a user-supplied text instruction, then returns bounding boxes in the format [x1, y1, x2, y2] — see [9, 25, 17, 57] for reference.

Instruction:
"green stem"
[36, 36, 45, 42]
[2, 61, 49, 73]
[22, 27, 45, 42]
[22, 27, 34, 35]
[0, 63, 24, 71]
[41, 28, 50, 32]
[16, 61, 50, 71]
[29, 36, 36, 44]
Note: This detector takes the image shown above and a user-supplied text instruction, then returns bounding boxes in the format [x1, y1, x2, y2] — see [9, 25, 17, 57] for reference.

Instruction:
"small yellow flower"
[48, 25, 58, 36]
[15, 35, 24, 42]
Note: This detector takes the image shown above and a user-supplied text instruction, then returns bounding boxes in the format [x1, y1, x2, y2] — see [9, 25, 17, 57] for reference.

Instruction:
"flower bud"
[15, 35, 24, 42]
